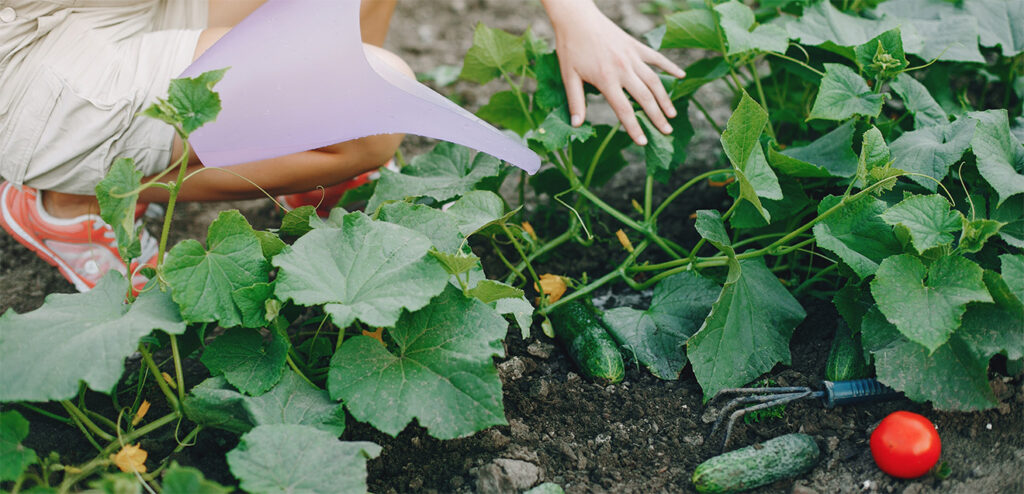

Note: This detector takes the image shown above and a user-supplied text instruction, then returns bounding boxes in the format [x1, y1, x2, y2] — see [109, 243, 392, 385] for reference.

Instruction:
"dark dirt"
[2, 1, 1022, 493]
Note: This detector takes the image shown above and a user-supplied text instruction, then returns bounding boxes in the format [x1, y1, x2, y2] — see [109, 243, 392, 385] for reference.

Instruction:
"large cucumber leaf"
[687, 258, 806, 401]
[200, 327, 289, 396]
[367, 142, 501, 212]
[226, 425, 380, 494]
[328, 286, 507, 439]
[969, 110, 1024, 207]
[0, 274, 184, 401]
[602, 271, 719, 380]
[812, 195, 902, 279]
[720, 92, 782, 222]
[273, 212, 449, 329]
[0, 411, 37, 482]
[808, 64, 883, 121]
[163, 210, 271, 328]
[880, 195, 963, 254]
[889, 118, 976, 191]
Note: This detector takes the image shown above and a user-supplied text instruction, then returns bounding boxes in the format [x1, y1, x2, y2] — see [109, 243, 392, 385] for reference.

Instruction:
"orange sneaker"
[0, 182, 158, 293]
[277, 159, 398, 217]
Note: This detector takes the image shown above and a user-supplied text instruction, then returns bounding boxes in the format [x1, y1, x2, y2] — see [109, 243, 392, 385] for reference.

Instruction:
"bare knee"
[364, 44, 415, 80]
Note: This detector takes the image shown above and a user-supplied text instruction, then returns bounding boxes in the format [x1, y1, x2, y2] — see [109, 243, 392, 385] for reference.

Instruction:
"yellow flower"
[161, 372, 176, 390]
[110, 444, 148, 473]
[615, 229, 634, 253]
[521, 221, 537, 240]
[131, 400, 151, 426]
[535, 274, 567, 303]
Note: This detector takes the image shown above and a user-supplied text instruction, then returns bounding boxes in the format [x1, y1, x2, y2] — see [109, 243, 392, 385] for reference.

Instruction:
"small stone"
[530, 379, 551, 399]
[998, 402, 1011, 415]
[683, 434, 704, 447]
[985, 423, 993, 430]
[408, 477, 423, 490]
[498, 357, 527, 382]
[509, 419, 531, 440]
[482, 429, 510, 451]
[566, 372, 581, 384]
[826, 436, 840, 454]
[527, 340, 555, 359]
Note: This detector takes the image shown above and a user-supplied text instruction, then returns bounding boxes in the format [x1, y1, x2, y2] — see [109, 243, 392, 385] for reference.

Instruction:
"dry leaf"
[362, 327, 385, 345]
[131, 400, 150, 426]
[534, 274, 567, 303]
[615, 229, 634, 253]
[110, 444, 148, 473]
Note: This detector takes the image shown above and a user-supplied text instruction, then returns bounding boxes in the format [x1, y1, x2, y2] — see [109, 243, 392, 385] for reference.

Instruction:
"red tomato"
[870, 411, 941, 478]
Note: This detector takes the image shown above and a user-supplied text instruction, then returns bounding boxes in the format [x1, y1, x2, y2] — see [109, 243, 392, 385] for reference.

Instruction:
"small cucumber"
[692, 433, 820, 493]
[825, 321, 869, 382]
[547, 301, 624, 384]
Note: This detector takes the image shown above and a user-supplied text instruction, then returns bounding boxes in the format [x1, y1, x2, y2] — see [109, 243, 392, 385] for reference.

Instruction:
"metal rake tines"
[707, 386, 825, 450]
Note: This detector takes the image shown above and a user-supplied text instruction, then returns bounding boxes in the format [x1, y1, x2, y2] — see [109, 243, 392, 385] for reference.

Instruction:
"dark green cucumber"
[547, 301, 624, 384]
[692, 433, 820, 493]
[825, 322, 869, 382]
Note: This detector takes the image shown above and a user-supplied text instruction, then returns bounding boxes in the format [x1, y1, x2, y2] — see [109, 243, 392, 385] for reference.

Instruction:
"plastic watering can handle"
[180, 0, 540, 174]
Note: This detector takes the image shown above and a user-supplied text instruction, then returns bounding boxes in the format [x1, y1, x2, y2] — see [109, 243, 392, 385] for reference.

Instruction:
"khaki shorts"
[0, 0, 208, 194]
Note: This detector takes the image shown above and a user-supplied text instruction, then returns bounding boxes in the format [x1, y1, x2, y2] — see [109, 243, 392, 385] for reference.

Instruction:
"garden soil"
[2, 1, 1022, 493]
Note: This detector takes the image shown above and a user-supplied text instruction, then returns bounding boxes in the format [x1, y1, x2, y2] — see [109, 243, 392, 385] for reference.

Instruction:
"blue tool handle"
[821, 379, 902, 408]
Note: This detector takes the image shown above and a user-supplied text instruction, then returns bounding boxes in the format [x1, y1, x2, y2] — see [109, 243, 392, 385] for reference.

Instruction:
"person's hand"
[541, 0, 686, 146]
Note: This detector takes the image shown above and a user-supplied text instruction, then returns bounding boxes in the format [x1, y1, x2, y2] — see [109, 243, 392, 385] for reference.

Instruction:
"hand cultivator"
[706, 379, 903, 450]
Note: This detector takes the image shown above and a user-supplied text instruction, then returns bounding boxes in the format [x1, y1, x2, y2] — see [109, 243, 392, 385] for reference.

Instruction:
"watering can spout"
[180, 0, 541, 174]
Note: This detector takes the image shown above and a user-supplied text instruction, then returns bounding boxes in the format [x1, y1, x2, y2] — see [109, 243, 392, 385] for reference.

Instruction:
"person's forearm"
[540, 0, 599, 32]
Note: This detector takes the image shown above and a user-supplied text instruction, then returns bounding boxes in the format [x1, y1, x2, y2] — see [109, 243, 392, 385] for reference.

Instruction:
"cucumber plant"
[1, 0, 1022, 491]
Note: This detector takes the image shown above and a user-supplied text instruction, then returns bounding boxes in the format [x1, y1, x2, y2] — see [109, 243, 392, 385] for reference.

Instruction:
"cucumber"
[547, 301, 624, 384]
[692, 433, 820, 493]
[825, 321, 869, 382]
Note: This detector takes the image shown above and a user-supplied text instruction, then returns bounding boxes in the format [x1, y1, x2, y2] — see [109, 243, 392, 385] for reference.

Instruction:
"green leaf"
[162, 68, 227, 136]
[727, 179, 812, 230]
[459, 23, 526, 84]
[377, 202, 464, 254]
[812, 195, 902, 279]
[602, 271, 719, 379]
[965, 0, 1024, 56]
[243, 371, 346, 435]
[671, 57, 731, 98]
[784, 1, 895, 53]
[1001, 254, 1024, 304]
[870, 254, 991, 352]
[0, 274, 185, 401]
[958, 279, 1024, 363]
[468, 280, 524, 304]
[444, 190, 507, 236]
[890, 73, 948, 129]
[714, 1, 789, 55]
[226, 425, 380, 494]
[771, 120, 859, 178]
[89, 473, 140, 494]
[569, 125, 634, 187]
[721, 92, 782, 221]
[869, 326, 997, 411]
[279, 206, 318, 236]
[528, 107, 596, 153]
[969, 110, 1024, 206]
[899, 15, 986, 63]
[833, 283, 873, 334]
[201, 327, 289, 396]
[274, 213, 449, 328]
[854, 29, 907, 80]
[662, 9, 720, 51]
[495, 296, 535, 339]
[534, 52, 567, 111]
[329, 286, 507, 439]
[889, 117, 976, 191]
[855, 125, 891, 187]
[0, 411, 37, 482]
[254, 230, 286, 260]
[164, 210, 271, 328]
[808, 64, 884, 121]
[162, 463, 232, 494]
[880, 195, 963, 253]
[694, 210, 737, 278]
[991, 196, 1024, 248]
[637, 112, 675, 183]
[95, 158, 143, 261]
[182, 377, 251, 434]
[687, 258, 806, 401]
[429, 249, 480, 276]
[478, 90, 539, 136]
[957, 218, 1003, 254]
[367, 142, 502, 212]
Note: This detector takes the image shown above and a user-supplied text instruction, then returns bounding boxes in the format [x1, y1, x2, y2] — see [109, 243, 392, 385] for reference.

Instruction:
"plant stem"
[169, 335, 186, 403]
[495, 237, 527, 285]
[584, 123, 621, 188]
[500, 223, 539, 282]
[650, 168, 732, 222]
[765, 51, 825, 77]
[643, 176, 654, 223]
[793, 262, 839, 296]
[17, 403, 72, 424]
[504, 226, 576, 285]
[60, 401, 114, 442]
[138, 345, 180, 413]
[749, 61, 776, 140]
[537, 239, 649, 315]
[286, 354, 316, 387]
[156, 141, 191, 266]
[691, 98, 724, 134]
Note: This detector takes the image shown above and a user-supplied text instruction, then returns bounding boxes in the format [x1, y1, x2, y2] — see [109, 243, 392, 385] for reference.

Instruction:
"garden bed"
[2, 1, 1022, 493]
